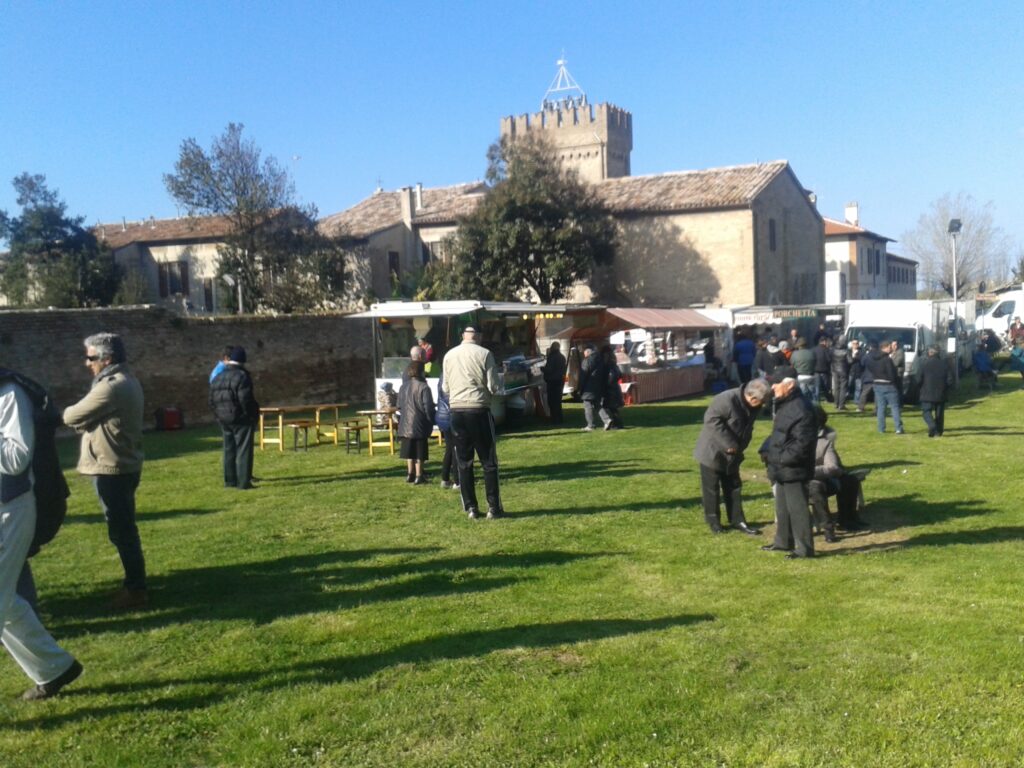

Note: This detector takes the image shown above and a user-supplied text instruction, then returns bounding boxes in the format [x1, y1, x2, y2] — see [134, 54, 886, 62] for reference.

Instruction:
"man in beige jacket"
[63, 333, 147, 610]
[441, 325, 503, 519]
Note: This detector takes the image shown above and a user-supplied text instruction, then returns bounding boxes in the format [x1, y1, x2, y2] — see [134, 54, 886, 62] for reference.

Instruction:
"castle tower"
[500, 58, 633, 183]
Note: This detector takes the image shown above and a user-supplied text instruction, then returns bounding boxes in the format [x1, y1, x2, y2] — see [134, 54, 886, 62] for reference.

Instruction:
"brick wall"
[0, 307, 373, 427]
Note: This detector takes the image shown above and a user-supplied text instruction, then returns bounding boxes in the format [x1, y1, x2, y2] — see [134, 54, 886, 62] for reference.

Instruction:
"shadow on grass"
[19, 614, 713, 727]
[48, 548, 616, 637]
[514, 498, 700, 518]
[862, 493, 992, 531]
[855, 459, 922, 471]
[502, 459, 677, 483]
[941, 425, 1024, 436]
[833, 525, 1024, 556]
[63, 507, 223, 526]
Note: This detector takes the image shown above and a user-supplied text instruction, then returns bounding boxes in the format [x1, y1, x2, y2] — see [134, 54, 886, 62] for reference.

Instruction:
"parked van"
[976, 289, 1024, 342]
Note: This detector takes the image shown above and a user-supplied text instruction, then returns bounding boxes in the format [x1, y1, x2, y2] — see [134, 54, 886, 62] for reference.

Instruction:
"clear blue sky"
[2, 0, 1022, 251]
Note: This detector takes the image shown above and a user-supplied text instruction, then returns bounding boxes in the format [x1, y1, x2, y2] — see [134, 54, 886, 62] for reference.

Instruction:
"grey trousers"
[773, 481, 814, 557]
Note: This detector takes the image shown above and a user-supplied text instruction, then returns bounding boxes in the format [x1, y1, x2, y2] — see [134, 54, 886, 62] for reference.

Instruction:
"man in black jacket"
[865, 340, 904, 434]
[831, 337, 851, 411]
[915, 345, 951, 437]
[578, 345, 609, 431]
[209, 346, 259, 489]
[760, 366, 818, 559]
[692, 378, 771, 534]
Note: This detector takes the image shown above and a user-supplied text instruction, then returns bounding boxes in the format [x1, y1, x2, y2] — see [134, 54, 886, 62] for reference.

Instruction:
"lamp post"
[222, 274, 243, 315]
[948, 218, 962, 386]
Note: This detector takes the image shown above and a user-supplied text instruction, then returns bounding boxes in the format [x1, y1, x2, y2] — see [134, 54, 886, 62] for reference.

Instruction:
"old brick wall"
[0, 307, 373, 427]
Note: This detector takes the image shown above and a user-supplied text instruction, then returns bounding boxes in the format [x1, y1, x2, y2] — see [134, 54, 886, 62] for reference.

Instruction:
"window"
[769, 219, 776, 252]
[203, 278, 214, 312]
[387, 251, 400, 279]
[158, 261, 189, 298]
[421, 240, 447, 264]
[875, 250, 881, 275]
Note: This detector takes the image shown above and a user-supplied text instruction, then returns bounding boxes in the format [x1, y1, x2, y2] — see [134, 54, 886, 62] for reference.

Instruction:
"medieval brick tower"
[499, 59, 633, 184]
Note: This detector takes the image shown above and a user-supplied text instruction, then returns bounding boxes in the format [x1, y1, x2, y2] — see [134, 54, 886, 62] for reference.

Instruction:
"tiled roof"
[824, 216, 893, 243]
[94, 215, 234, 249]
[594, 161, 791, 213]
[319, 182, 488, 239]
[887, 252, 917, 266]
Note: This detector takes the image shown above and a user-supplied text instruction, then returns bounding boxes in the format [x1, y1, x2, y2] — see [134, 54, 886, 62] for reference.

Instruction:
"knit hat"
[229, 346, 247, 364]
[768, 365, 798, 383]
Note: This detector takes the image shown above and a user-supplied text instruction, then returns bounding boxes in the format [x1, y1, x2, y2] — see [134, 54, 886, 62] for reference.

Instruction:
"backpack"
[0, 369, 71, 557]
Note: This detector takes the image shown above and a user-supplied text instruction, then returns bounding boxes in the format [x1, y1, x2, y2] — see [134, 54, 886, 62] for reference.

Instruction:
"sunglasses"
[85, 355, 101, 362]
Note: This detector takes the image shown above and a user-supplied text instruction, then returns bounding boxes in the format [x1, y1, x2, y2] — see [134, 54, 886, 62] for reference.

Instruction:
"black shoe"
[760, 545, 790, 552]
[466, 508, 480, 520]
[486, 507, 505, 519]
[709, 525, 725, 534]
[22, 659, 83, 701]
[413, 476, 429, 485]
[824, 531, 839, 543]
[406, 474, 415, 484]
[736, 523, 761, 536]
[785, 552, 814, 559]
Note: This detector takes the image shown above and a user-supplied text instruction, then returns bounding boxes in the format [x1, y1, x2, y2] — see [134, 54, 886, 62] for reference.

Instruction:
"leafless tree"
[901, 192, 1011, 297]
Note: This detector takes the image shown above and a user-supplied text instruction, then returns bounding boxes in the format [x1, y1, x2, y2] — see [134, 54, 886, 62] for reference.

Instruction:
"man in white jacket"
[0, 377, 82, 700]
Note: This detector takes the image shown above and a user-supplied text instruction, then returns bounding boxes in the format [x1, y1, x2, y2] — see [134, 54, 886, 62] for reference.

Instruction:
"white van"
[976, 289, 1023, 342]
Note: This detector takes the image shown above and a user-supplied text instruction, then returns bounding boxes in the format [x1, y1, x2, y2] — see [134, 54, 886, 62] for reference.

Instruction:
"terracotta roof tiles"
[94, 215, 234, 249]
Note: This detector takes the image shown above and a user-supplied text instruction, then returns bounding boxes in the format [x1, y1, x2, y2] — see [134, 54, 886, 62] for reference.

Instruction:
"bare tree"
[901, 192, 1011, 297]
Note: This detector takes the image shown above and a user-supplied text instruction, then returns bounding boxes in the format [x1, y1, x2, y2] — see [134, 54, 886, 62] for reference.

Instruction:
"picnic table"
[356, 408, 398, 456]
[258, 403, 350, 451]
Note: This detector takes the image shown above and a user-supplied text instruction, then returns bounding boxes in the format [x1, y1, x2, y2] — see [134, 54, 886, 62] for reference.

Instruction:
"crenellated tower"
[500, 58, 633, 183]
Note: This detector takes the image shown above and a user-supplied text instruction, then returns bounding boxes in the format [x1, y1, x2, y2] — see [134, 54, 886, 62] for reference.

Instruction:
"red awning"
[604, 307, 724, 331]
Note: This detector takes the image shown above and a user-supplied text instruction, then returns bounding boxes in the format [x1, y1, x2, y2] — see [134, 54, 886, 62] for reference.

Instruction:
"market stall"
[349, 301, 604, 424]
[600, 307, 727, 402]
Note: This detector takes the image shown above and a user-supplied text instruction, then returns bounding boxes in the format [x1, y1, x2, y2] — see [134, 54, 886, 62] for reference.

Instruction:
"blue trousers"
[874, 384, 903, 433]
[94, 473, 146, 590]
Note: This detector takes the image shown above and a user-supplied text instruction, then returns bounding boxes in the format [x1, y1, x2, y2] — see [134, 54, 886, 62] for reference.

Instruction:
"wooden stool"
[342, 421, 365, 454]
[287, 419, 316, 451]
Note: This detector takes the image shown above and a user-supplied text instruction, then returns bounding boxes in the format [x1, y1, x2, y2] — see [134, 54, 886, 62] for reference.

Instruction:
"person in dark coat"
[543, 343, 567, 424]
[831, 337, 851, 411]
[209, 346, 259, 490]
[807, 407, 867, 532]
[435, 370, 457, 490]
[398, 361, 436, 484]
[600, 345, 624, 430]
[760, 366, 818, 558]
[813, 336, 832, 402]
[864, 341, 904, 433]
[733, 333, 756, 383]
[847, 339, 865, 406]
[578, 344, 609, 431]
[692, 378, 771, 534]
[753, 338, 773, 378]
[915, 344, 951, 437]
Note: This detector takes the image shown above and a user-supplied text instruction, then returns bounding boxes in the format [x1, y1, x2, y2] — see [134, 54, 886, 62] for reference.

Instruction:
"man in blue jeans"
[864, 339, 904, 434]
[64, 333, 148, 610]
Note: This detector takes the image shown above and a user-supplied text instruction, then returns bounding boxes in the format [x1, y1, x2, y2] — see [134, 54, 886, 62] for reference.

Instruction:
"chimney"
[400, 187, 414, 226]
[121, 217, 127, 232]
[844, 202, 860, 226]
[415, 182, 423, 211]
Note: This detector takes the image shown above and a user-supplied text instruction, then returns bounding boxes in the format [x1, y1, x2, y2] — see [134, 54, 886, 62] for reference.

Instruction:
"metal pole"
[951, 232, 959, 387]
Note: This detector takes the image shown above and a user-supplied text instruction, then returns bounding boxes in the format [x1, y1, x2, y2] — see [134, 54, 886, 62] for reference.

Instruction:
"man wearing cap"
[64, 332, 148, 609]
[442, 326, 504, 519]
[760, 365, 818, 559]
[209, 346, 259, 490]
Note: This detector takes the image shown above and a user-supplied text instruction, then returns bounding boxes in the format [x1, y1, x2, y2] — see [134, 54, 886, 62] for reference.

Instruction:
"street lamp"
[222, 274, 243, 315]
[948, 218, 962, 386]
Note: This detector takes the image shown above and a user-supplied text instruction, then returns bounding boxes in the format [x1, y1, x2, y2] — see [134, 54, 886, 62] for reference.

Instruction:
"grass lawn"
[2, 372, 1022, 767]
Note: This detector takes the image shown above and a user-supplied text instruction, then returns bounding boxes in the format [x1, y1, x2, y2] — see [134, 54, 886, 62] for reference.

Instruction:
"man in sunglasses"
[64, 333, 147, 611]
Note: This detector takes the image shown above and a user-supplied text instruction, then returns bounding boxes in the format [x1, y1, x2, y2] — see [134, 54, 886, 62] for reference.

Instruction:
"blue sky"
[2, 0, 1022, 251]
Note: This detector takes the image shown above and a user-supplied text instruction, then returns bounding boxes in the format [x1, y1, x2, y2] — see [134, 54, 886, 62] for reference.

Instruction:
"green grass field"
[2, 372, 1022, 767]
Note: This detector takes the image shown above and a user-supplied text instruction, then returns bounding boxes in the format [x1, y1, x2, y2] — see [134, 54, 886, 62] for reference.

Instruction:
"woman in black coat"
[397, 361, 435, 484]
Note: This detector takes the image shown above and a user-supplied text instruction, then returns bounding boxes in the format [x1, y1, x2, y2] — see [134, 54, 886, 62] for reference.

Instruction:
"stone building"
[824, 202, 917, 301]
[97, 215, 235, 313]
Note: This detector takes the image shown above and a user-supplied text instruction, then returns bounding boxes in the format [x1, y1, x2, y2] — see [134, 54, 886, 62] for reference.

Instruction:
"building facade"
[823, 203, 917, 301]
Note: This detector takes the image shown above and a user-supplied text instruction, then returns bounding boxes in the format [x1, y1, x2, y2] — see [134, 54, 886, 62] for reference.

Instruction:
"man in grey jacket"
[692, 378, 770, 535]
[63, 333, 147, 610]
[441, 325, 503, 519]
